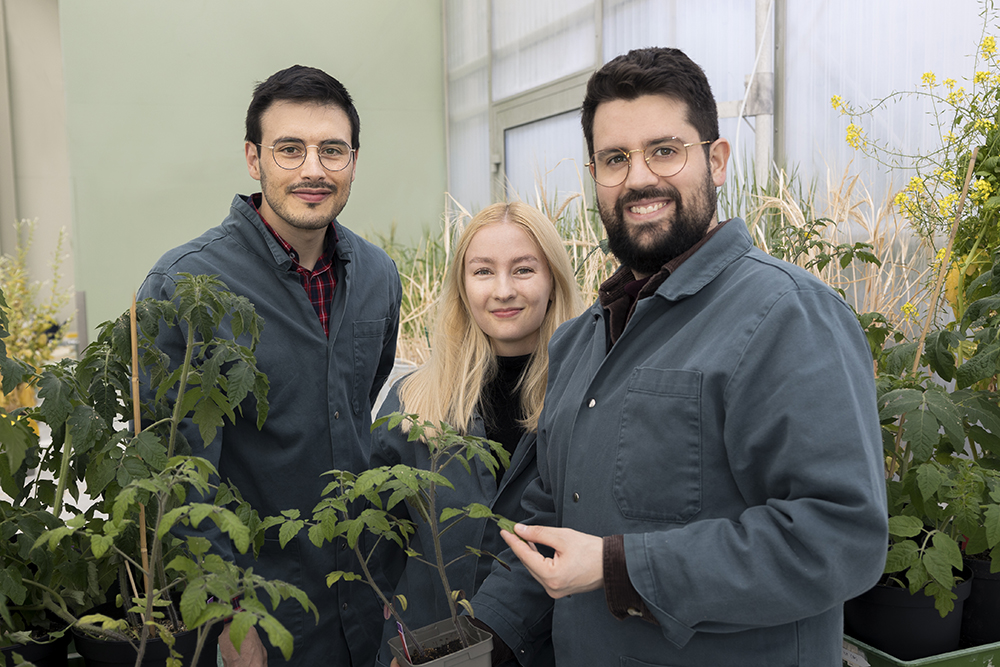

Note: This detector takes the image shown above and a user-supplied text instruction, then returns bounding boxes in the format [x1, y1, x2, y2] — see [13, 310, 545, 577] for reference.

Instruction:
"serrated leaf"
[985, 505, 1000, 549]
[884, 540, 920, 574]
[878, 388, 925, 420]
[888, 514, 924, 538]
[278, 520, 304, 548]
[924, 533, 963, 588]
[901, 407, 940, 462]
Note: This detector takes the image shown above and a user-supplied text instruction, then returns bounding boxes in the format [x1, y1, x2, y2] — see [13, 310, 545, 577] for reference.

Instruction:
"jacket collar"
[228, 194, 355, 269]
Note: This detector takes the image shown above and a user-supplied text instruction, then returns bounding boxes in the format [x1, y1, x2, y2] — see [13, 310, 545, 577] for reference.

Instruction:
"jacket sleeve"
[369, 262, 402, 408]
[469, 439, 556, 666]
[136, 270, 235, 562]
[625, 288, 888, 647]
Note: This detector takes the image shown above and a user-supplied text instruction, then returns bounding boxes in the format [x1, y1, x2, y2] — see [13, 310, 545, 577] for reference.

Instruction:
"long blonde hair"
[397, 202, 583, 433]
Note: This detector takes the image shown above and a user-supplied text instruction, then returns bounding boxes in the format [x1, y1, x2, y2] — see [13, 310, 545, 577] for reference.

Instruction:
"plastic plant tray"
[844, 635, 1000, 666]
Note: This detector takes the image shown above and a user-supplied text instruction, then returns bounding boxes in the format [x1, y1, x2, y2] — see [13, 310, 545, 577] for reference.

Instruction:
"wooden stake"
[911, 145, 980, 376]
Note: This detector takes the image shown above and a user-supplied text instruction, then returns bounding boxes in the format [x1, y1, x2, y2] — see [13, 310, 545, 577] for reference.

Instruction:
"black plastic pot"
[71, 624, 222, 667]
[843, 570, 973, 661]
[0, 633, 69, 667]
[962, 556, 1000, 646]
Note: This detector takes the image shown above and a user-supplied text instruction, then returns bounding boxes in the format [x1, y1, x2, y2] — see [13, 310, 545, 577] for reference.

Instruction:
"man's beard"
[259, 168, 349, 231]
[599, 169, 717, 276]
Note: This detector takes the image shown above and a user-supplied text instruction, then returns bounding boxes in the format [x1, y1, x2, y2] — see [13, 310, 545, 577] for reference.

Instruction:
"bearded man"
[138, 65, 400, 666]
[468, 48, 888, 666]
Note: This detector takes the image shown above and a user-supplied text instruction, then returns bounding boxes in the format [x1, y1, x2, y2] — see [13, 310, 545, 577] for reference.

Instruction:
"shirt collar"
[246, 193, 338, 263]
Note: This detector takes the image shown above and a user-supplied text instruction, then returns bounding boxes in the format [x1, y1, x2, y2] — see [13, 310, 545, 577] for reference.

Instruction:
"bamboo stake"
[910, 145, 980, 375]
[130, 294, 151, 598]
[887, 146, 980, 481]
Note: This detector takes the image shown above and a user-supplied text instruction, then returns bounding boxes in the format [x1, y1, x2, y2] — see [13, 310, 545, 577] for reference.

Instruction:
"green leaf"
[227, 610, 255, 653]
[278, 520, 304, 548]
[192, 395, 225, 449]
[439, 507, 463, 523]
[915, 464, 945, 503]
[888, 515, 924, 538]
[924, 532, 963, 588]
[985, 505, 1000, 549]
[133, 431, 168, 471]
[0, 412, 31, 472]
[878, 388, 924, 420]
[885, 541, 921, 576]
[901, 407, 941, 463]
[923, 390, 965, 452]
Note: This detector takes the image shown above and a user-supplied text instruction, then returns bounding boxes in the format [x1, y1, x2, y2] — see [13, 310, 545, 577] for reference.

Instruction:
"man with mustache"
[469, 48, 887, 666]
[139, 65, 400, 666]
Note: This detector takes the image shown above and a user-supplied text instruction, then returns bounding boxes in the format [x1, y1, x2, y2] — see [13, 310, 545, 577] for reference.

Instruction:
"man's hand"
[220, 622, 268, 667]
[500, 523, 604, 599]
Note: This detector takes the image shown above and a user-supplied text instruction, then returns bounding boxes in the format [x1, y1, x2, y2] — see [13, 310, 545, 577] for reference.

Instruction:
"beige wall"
[57, 1, 446, 339]
[0, 0, 75, 327]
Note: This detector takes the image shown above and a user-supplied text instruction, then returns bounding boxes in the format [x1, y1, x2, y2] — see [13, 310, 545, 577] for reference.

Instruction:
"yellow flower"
[922, 72, 937, 87]
[947, 87, 966, 105]
[972, 178, 994, 202]
[831, 95, 843, 111]
[974, 71, 991, 84]
[894, 191, 909, 208]
[901, 302, 919, 322]
[845, 123, 864, 149]
[938, 192, 959, 215]
[945, 78, 958, 90]
[982, 35, 996, 57]
[934, 248, 948, 267]
[974, 118, 995, 133]
[943, 131, 958, 143]
[906, 176, 925, 193]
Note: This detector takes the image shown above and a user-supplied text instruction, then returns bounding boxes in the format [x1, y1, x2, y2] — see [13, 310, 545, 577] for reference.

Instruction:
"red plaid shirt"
[249, 194, 337, 336]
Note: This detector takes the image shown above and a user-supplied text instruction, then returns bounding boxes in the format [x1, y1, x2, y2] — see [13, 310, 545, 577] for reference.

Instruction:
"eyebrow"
[272, 136, 352, 148]
[596, 135, 680, 153]
[467, 254, 540, 265]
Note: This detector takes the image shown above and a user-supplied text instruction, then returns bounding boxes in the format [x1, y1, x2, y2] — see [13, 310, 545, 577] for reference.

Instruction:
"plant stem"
[425, 479, 469, 648]
[52, 431, 72, 518]
[167, 324, 197, 459]
[350, 542, 424, 656]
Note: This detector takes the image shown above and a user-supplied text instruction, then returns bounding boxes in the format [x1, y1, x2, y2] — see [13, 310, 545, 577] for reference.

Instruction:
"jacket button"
[342, 602, 348, 610]
[572, 492, 580, 502]
[588, 398, 596, 408]
[334, 411, 340, 419]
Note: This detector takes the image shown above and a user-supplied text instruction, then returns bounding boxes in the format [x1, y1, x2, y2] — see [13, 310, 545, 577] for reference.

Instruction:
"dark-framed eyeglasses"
[258, 140, 356, 172]
[586, 137, 713, 187]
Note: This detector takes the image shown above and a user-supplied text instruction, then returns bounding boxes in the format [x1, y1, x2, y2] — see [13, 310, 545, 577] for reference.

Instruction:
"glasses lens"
[645, 139, 688, 179]
[269, 142, 353, 171]
[271, 142, 306, 169]
[591, 149, 631, 187]
[317, 144, 353, 172]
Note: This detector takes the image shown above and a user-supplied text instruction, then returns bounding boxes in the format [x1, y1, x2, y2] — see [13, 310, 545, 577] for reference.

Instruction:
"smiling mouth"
[491, 308, 522, 318]
[629, 201, 668, 215]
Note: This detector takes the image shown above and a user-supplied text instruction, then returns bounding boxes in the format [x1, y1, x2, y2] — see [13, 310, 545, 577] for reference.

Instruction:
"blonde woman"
[372, 201, 583, 667]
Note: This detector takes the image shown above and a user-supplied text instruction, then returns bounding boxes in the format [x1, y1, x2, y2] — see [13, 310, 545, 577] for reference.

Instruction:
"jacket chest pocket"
[614, 368, 702, 523]
[352, 318, 388, 414]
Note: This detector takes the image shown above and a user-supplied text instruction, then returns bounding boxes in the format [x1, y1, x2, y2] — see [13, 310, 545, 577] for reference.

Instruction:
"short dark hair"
[245, 65, 360, 150]
[581, 48, 718, 156]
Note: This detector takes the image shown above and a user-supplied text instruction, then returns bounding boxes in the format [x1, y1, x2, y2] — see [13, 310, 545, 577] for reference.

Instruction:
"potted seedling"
[27, 274, 314, 666]
[274, 413, 516, 666]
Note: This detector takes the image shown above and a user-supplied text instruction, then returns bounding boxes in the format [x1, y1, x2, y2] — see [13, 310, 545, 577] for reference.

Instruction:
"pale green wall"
[58, 1, 445, 337]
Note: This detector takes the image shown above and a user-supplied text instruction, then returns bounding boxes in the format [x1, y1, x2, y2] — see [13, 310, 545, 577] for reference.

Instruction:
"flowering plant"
[831, 7, 1000, 618]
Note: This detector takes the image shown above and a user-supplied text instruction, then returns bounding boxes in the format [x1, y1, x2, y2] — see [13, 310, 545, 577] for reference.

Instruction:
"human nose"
[493, 273, 516, 301]
[298, 146, 327, 179]
[622, 148, 659, 190]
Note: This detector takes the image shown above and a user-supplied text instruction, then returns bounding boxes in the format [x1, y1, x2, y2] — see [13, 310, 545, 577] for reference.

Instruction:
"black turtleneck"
[479, 353, 531, 480]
